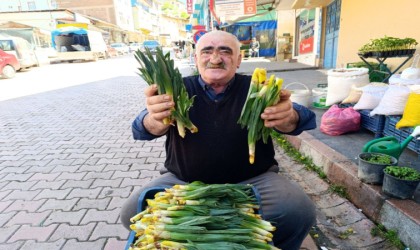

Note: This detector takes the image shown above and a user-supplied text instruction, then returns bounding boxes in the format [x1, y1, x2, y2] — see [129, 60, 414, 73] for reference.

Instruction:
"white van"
[0, 34, 38, 69]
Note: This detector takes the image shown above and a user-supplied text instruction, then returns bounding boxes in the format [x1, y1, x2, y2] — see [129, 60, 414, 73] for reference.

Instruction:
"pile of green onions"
[134, 48, 198, 138]
[128, 181, 279, 250]
[238, 68, 284, 164]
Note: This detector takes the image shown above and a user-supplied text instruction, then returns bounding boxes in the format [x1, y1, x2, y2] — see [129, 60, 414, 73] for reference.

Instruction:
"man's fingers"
[144, 84, 158, 97]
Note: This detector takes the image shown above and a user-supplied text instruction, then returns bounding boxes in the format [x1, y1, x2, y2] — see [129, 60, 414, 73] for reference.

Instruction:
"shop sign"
[215, 0, 256, 17]
[187, 0, 193, 14]
[299, 36, 314, 54]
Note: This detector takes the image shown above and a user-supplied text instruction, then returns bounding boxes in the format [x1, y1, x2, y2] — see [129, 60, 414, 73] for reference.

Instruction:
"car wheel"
[2, 65, 16, 79]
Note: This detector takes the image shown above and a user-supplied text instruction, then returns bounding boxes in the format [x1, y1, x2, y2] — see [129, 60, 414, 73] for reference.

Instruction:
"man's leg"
[120, 173, 187, 230]
[241, 166, 316, 250]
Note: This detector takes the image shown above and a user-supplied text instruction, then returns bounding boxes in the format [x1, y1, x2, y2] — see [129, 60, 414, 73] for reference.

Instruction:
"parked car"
[128, 42, 143, 53]
[110, 43, 129, 55]
[0, 48, 21, 79]
[0, 34, 38, 69]
[142, 40, 160, 54]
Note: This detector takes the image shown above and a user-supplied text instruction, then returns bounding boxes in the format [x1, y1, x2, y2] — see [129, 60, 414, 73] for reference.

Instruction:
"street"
[0, 48, 185, 102]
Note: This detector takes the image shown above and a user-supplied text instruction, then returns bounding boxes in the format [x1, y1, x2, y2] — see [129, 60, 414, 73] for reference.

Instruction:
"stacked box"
[359, 109, 386, 138]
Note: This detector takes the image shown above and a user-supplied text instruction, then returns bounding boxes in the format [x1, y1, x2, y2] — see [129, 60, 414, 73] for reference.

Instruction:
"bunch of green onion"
[128, 181, 279, 250]
[134, 47, 198, 138]
[238, 68, 284, 164]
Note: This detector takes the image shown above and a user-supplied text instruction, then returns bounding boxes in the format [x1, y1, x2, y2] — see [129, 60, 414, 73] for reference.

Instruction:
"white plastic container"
[284, 82, 311, 107]
[312, 87, 329, 109]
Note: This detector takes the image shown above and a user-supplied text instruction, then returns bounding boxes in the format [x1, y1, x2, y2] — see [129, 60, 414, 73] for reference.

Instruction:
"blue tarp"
[225, 20, 277, 57]
[51, 27, 88, 49]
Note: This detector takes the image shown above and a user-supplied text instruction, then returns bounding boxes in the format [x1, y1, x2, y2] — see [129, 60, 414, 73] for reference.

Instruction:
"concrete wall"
[338, 0, 420, 71]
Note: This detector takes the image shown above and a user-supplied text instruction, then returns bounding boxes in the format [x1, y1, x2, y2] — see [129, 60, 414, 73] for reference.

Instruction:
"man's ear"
[237, 54, 242, 68]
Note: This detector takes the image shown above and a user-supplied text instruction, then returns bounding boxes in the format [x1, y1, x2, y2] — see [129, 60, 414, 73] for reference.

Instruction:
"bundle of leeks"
[128, 181, 279, 250]
[237, 68, 284, 164]
[134, 47, 198, 138]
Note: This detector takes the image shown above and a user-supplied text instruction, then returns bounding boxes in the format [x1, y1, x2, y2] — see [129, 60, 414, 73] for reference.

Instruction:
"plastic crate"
[125, 185, 268, 249]
[383, 116, 420, 156]
[359, 109, 386, 138]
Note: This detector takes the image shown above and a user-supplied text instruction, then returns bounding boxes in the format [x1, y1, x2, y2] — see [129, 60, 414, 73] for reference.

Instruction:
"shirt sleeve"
[132, 109, 160, 141]
[275, 103, 317, 136]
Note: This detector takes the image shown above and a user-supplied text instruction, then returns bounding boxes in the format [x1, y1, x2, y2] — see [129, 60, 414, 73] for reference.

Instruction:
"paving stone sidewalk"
[0, 65, 399, 249]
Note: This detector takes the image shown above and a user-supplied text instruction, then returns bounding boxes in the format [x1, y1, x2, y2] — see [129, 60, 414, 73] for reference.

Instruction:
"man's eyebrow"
[201, 46, 233, 52]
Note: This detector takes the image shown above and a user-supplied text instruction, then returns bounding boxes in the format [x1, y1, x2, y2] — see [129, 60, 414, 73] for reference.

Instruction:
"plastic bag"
[320, 105, 361, 136]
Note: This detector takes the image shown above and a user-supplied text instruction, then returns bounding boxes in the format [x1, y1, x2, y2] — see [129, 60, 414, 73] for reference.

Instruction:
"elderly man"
[121, 30, 316, 250]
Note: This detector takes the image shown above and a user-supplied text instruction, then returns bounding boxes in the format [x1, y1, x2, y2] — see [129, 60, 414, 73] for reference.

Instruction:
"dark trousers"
[120, 166, 316, 250]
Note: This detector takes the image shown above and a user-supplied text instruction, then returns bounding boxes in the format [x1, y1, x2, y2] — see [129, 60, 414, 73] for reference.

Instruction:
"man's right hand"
[143, 84, 174, 136]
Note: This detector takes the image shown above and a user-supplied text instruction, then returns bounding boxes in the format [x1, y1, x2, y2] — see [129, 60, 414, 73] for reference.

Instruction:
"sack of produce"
[320, 105, 361, 136]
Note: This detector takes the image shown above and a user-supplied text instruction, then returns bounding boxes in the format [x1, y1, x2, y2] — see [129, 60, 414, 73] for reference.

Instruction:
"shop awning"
[290, 0, 334, 9]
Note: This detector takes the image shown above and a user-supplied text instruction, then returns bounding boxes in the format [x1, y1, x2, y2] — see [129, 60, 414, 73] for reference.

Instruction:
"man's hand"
[260, 89, 299, 133]
[143, 84, 174, 136]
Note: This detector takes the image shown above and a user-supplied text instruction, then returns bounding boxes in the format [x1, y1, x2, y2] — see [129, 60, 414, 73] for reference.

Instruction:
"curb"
[284, 132, 420, 249]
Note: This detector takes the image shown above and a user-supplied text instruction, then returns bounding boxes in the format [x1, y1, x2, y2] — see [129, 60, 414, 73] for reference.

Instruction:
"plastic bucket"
[312, 87, 329, 109]
[284, 82, 311, 107]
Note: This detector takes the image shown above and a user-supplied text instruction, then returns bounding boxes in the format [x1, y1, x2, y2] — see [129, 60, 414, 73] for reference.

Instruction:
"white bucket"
[284, 82, 311, 107]
[312, 87, 329, 109]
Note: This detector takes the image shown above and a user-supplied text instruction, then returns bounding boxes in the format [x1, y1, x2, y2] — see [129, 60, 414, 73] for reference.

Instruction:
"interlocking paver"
[61, 179, 93, 189]
[130, 162, 158, 171]
[0, 166, 29, 175]
[34, 188, 72, 200]
[103, 164, 130, 172]
[19, 239, 66, 250]
[28, 172, 60, 182]
[1, 173, 34, 182]
[98, 187, 132, 199]
[6, 210, 51, 227]
[0, 212, 16, 227]
[67, 187, 102, 199]
[0, 225, 19, 243]
[38, 198, 79, 212]
[112, 170, 139, 179]
[2, 181, 37, 191]
[56, 172, 86, 181]
[4, 199, 46, 213]
[73, 198, 111, 210]
[30, 180, 66, 190]
[0, 242, 22, 250]
[4, 190, 41, 201]
[91, 178, 122, 188]
[43, 209, 87, 226]
[97, 158, 123, 165]
[50, 223, 96, 241]
[83, 171, 113, 181]
[8, 224, 57, 242]
[50, 165, 80, 173]
[107, 197, 126, 210]
[24, 165, 55, 173]
[0, 200, 13, 213]
[61, 238, 106, 250]
[104, 238, 127, 250]
[80, 208, 120, 224]
[77, 163, 104, 172]
[89, 222, 128, 241]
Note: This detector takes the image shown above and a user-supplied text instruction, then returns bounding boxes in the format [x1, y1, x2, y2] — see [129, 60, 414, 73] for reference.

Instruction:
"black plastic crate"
[383, 116, 420, 155]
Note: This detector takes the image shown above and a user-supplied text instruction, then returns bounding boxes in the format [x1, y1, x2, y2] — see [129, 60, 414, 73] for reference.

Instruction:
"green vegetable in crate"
[238, 68, 284, 164]
[128, 182, 279, 250]
[134, 47, 198, 138]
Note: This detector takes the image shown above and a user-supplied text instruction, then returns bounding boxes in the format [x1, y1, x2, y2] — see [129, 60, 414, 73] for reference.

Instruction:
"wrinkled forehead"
[197, 32, 238, 52]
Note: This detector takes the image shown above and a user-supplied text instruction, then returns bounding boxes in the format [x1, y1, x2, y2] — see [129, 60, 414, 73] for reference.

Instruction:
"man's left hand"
[260, 89, 299, 133]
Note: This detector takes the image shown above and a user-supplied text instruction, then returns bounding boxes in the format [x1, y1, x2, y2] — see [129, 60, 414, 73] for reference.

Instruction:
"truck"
[50, 26, 108, 63]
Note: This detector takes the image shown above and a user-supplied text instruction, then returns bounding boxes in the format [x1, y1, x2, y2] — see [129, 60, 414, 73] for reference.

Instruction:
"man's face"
[194, 32, 242, 85]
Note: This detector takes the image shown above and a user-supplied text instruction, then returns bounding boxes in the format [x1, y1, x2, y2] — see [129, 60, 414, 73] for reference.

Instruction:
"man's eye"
[219, 49, 231, 54]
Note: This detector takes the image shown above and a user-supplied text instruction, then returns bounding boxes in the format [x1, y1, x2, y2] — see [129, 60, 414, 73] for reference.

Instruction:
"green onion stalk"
[238, 68, 284, 164]
[128, 182, 279, 250]
[134, 47, 198, 138]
